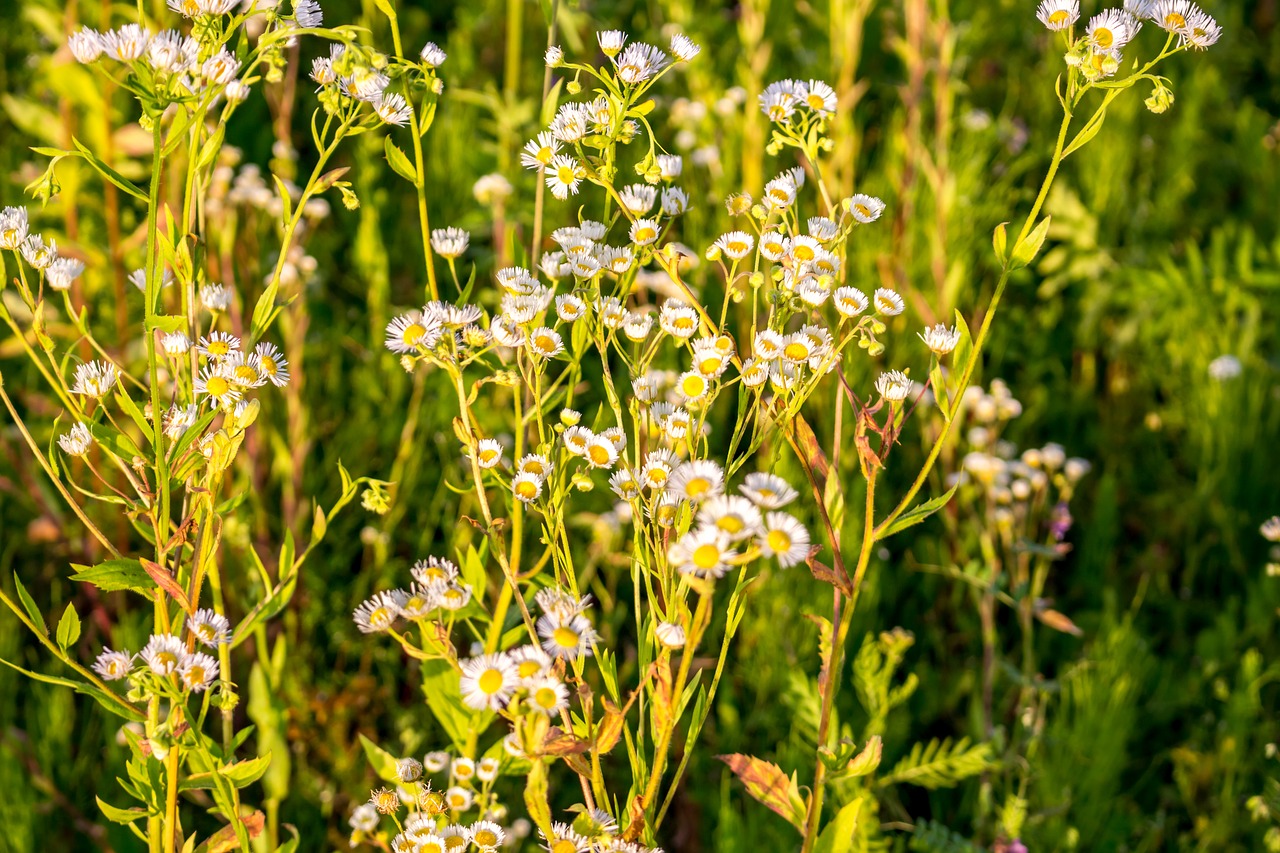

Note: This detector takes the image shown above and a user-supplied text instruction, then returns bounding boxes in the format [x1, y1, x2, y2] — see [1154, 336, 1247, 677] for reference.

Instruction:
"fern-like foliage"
[878, 738, 993, 790]
[908, 819, 985, 853]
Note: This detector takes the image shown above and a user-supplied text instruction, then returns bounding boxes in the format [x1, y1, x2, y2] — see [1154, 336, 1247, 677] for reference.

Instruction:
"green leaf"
[1008, 216, 1052, 270]
[70, 559, 157, 594]
[1061, 107, 1107, 159]
[421, 658, 482, 749]
[813, 797, 863, 853]
[878, 738, 993, 789]
[221, 754, 273, 788]
[359, 733, 400, 783]
[114, 386, 155, 446]
[145, 314, 188, 334]
[96, 796, 149, 824]
[56, 603, 81, 652]
[71, 137, 147, 201]
[383, 137, 418, 185]
[878, 485, 958, 540]
[13, 573, 46, 635]
[992, 222, 1008, 264]
[716, 754, 807, 831]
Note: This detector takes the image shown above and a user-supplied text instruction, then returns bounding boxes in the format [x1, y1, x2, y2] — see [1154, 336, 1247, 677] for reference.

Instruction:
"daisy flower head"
[740, 358, 769, 388]
[57, 423, 94, 457]
[537, 612, 598, 660]
[374, 93, 413, 125]
[253, 342, 291, 387]
[68, 28, 105, 62]
[509, 645, 553, 683]
[597, 29, 628, 56]
[759, 79, 801, 122]
[654, 622, 686, 649]
[1183, 8, 1221, 48]
[1036, 0, 1080, 31]
[188, 608, 231, 647]
[472, 438, 504, 470]
[0, 206, 29, 250]
[562, 425, 594, 457]
[140, 633, 188, 676]
[386, 311, 444, 354]
[669, 527, 737, 579]
[431, 227, 470, 259]
[1261, 516, 1280, 543]
[808, 216, 840, 241]
[619, 183, 657, 215]
[293, 0, 322, 27]
[46, 256, 85, 291]
[802, 79, 838, 115]
[520, 131, 561, 170]
[546, 155, 585, 200]
[179, 652, 220, 692]
[780, 332, 816, 364]
[659, 299, 699, 338]
[517, 453, 553, 480]
[20, 235, 55, 270]
[668, 460, 725, 502]
[528, 327, 565, 359]
[101, 24, 151, 62]
[760, 512, 811, 568]
[199, 282, 232, 311]
[657, 154, 683, 179]
[833, 286, 870, 318]
[875, 369, 913, 402]
[412, 556, 459, 586]
[195, 363, 241, 406]
[93, 647, 133, 680]
[444, 786, 474, 811]
[713, 231, 755, 261]
[629, 218, 661, 246]
[846, 193, 886, 224]
[739, 472, 799, 509]
[471, 821, 505, 851]
[600, 245, 636, 275]
[526, 676, 570, 716]
[670, 33, 701, 62]
[353, 589, 408, 634]
[613, 42, 670, 84]
[662, 187, 690, 216]
[436, 583, 473, 612]
[161, 332, 191, 356]
[420, 41, 447, 67]
[920, 323, 962, 355]
[873, 287, 906, 316]
[676, 370, 710, 403]
[584, 434, 620, 469]
[545, 45, 564, 67]
[70, 360, 120, 398]
[201, 49, 240, 85]
[197, 330, 241, 361]
[698, 494, 764, 541]
[459, 653, 518, 711]
[164, 404, 199, 440]
[609, 469, 640, 500]
[1088, 8, 1135, 52]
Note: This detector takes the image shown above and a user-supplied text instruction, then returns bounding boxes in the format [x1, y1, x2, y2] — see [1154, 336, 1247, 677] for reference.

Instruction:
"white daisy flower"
[459, 653, 517, 710]
[654, 622, 686, 649]
[657, 154, 683, 179]
[1036, 0, 1080, 31]
[629, 218, 661, 246]
[670, 33, 701, 62]
[525, 676, 570, 716]
[1087, 9, 1136, 52]
[101, 24, 151, 61]
[669, 527, 736, 578]
[253, 342, 291, 387]
[473, 438, 504, 469]
[0, 206, 29, 250]
[423, 751, 450, 773]
[546, 154, 585, 199]
[833, 286, 870, 318]
[179, 652, 219, 692]
[659, 299, 699, 338]
[70, 361, 120, 398]
[521, 131, 561, 170]
[1183, 8, 1221, 48]
[374, 93, 413, 126]
[873, 287, 906, 316]
[609, 469, 640, 499]
[444, 786, 474, 811]
[919, 323, 961, 355]
[516, 454, 554, 480]
[194, 363, 241, 406]
[562, 425, 594, 456]
[847, 193, 886, 223]
[57, 423, 94, 457]
[583, 434, 619, 469]
[760, 512, 811, 568]
[385, 311, 444, 354]
[431, 227, 470, 259]
[68, 28, 105, 62]
[188, 608, 231, 647]
[545, 45, 564, 67]
[667, 460, 725, 502]
[353, 590, 408, 634]
[713, 231, 754, 260]
[597, 29, 628, 56]
[199, 282, 232, 311]
[875, 369, 912, 402]
[661, 187, 690, 216]
[140, 634, 187, 676]
[92, 647, 133, 680]
[697, 495, 764, 541]
[197, 330, 240, 361]
[802, 79, 838, 115]
[640, 449, 679, 491]
[161, 332, 191, 356]
[163, 404, 199, 440]
[46, 257, 85, 291]
[619, 183, 657, 214]
[420, 41, 447, 67]
[537, 612, 597, 660]
[528, 327, 565, 359]
[739, 472, 798, 509]
[740, 358, 769, 388]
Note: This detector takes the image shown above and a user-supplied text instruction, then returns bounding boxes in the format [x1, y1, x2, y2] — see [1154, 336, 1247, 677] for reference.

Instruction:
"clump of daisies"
[1035, 0, 1220, 90]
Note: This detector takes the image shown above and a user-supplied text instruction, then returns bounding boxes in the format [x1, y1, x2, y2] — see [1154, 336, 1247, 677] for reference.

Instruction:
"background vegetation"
[0, 0, 1277, 850]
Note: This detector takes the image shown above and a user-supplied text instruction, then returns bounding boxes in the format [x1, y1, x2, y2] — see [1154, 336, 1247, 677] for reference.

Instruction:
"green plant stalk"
[144, 120, 172, 566]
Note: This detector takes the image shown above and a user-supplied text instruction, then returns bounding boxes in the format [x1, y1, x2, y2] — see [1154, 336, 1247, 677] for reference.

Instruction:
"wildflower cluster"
[92, 609, 229, 698]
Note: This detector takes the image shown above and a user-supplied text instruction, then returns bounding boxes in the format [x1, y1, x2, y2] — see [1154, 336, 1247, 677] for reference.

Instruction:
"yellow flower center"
[445, 835, 467, 850]
[685, 477, 711, 498]
[588, 445, 612, 465]
[534, 687, 558, 708]
[551, 841, 578, 853]
[806, 93, 826, 110]
[854, 203, 871, 218]
[1094, 27, 1114, 49]
[518, 660, 542, 678]
[478, 668, 505, 694]
[767, 529, 792, 553]
[635, 226, 656, 242]
[1163, 12, 1186, 29]
[681, 375, 707, 397]
[234, 365, 258, 384]
[535, 334, 557, 353]
[208, 341, 229, 357]
[557, 165, 577, 183]
[718, 516, 744, 534]
[479, 448, 499, 464]
[515, 480, 539, 500]
[692, 543, 721, 570]
[1048, 10, 1069, 25]
[403, 322, 426, 346]
[553, 626, 580, 648]
[185, 665, 207, 684]
[674, 317, 695, 331]
[206, 376, 230, 397]
[783, 342, 810, 361]
[261, 356, 278, 376]
[537, 146, 553, 164]
[474, 830, 499, 847]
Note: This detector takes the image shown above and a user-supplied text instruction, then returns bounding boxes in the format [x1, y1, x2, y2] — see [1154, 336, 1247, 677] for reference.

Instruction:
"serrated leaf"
[878, 738, 992, 789]
[716, 754, 807, 831]
[383, 137, 418, 185]
[878, 485, 958, 540]
[221, 753, 272, 788]
[56, 602, 81, 652]
[70, 558, 157, 594]
[13, 573, 45, 635]
[844, 736, 882, 777]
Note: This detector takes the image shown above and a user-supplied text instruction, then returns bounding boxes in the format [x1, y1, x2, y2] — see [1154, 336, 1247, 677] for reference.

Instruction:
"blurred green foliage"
[0, 0, 1277, 850]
